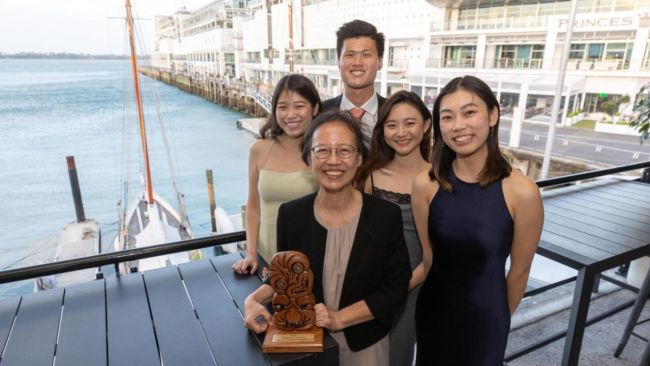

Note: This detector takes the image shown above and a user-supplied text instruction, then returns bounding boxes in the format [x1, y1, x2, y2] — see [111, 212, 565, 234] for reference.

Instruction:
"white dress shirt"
[340, 92, 379, 143]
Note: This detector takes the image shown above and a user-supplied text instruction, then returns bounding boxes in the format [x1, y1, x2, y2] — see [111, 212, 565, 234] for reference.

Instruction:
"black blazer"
[322, 93, 387, 112]
[276, 192, 410, 351]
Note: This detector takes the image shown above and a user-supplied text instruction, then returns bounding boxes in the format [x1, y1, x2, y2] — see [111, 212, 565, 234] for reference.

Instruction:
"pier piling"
[66, 156, 86, 223]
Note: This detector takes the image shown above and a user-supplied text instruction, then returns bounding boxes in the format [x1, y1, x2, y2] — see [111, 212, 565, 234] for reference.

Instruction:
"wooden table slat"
[0, 288, 63, 366]
[576, 190, 650, 216]
[0, 296, 20, 360]
[540, 231, 612, 262]
[210, 254, 265, 310]
[56, 280, 107, 366]
[562, 191, 650, 220]
[545, 213, 648, 248]
[106, 273, 160, 366]
[598, 185, 650, 204]
[540, 179, 618, 199]
[143, 265, 216, 366]
[178, 258, 271, 366]
[543, 204, 650, 242]
[546, 198, 650, 230]
[608, 180, 650, 196]
[537, 241, 596, 269]
[543, 220, 637, 254]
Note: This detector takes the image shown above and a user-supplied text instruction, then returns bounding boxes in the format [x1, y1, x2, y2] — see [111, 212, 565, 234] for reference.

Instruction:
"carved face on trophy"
[269, 251, 316, 331]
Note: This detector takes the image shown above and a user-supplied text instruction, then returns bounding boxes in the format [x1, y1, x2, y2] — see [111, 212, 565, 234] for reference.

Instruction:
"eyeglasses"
[311, 144, 357, 159]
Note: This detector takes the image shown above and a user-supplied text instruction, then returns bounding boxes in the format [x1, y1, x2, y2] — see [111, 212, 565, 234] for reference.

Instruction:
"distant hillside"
[0, 52, 142, 60]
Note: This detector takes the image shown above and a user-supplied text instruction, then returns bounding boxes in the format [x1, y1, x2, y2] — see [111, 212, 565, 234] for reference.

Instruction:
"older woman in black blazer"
[244, 111, 411, 366]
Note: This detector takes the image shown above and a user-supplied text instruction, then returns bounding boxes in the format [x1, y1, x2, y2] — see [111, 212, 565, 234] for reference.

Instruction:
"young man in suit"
[322, 20, 386, 142]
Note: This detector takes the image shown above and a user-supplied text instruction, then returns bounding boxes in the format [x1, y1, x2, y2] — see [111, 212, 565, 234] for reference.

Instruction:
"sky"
[0, 0, 207, 55]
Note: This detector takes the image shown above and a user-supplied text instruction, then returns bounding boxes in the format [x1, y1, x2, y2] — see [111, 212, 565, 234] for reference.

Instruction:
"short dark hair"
[430, 75, 511, 191]
[336, 20, 385, 59]
[357, 91, 432, 189]
[260, 74, 323, 139]
[301, 110, 369, 166]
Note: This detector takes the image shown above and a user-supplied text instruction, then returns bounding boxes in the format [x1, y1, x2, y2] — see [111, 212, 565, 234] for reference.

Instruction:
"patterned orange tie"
[349, 107, 366, 121]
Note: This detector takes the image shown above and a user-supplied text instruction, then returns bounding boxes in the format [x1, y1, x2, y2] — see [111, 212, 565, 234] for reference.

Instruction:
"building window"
[443, 46, 476, 68]
[587, 44, 604, 60]
[569, 44, 586, 60]
[494, 44, 544, 69]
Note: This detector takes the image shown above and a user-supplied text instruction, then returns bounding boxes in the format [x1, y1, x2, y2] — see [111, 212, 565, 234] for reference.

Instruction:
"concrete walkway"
[507, 285, 649, 365]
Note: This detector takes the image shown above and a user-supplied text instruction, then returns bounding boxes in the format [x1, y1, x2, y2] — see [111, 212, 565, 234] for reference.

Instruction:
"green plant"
[620, 95, 631, 104]
[601, 100, 618, 118]
[631, 83, 650, 143]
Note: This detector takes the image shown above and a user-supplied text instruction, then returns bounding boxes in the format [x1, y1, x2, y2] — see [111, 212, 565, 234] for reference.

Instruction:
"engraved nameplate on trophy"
[263, 251, 324, 353]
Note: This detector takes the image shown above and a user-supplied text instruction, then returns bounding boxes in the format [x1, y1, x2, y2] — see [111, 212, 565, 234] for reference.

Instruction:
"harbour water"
[0, 59, 255, 297]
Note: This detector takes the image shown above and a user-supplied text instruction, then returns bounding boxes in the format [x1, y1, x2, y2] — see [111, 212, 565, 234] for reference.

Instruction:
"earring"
[489, 126, 494, 136]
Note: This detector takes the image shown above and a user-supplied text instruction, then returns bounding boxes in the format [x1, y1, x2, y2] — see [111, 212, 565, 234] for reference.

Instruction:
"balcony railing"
[431, 15, 548, 32]
[424, 57, 632, 71]
[286, 57, 337, 66]
[426, 58, 476, 68]
[493, 58, 543, 69]
[387, 58, 409, 69]
[1, 162, 648, 285]
[566, 59, 630, 71]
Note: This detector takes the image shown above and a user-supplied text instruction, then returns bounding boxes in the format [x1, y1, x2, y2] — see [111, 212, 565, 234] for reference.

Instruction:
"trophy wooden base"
[262, 324, 324, 353]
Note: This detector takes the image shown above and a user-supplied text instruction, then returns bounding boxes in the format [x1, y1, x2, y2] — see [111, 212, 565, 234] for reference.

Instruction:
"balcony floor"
[507, 285, 649, 365]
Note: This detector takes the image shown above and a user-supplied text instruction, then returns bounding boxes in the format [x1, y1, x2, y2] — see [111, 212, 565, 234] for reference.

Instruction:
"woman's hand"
[314, 303, 343, 331]
[243, 296, 272, 333]
[232, 255, 258, 275]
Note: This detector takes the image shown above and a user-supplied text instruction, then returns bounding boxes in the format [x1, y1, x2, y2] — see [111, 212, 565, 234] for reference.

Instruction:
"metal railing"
[535, 160, 650, 189]
[0, 231, 245, 285]
[0, 162, 648, 286]
[493, 58, 543, 69]
[249, 88, 272, 113]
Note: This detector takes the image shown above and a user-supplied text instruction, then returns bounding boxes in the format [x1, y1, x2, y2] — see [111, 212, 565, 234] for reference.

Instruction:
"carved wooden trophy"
[263, 251, 323, 353]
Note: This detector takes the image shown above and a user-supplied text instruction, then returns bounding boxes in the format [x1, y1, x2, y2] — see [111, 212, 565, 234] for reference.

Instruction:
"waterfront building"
[152, 0, 650, 126]
[420, 0, 650, 125]
[238, 0, 439, 99]
[151, 0, 249, 78]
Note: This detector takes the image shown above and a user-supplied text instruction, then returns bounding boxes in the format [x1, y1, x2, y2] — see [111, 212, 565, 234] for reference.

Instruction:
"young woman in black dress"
[357, 91, 432, 366]
[412, 76, 544, 365]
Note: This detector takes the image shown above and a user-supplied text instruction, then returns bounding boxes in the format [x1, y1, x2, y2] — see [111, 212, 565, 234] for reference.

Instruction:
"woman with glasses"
[243, 111, 411, 366]
[356, 91, 432, 366]
[233, 74, 322, 275]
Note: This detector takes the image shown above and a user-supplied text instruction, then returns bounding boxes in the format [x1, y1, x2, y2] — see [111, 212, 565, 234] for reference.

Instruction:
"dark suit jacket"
[276, 192, 410, 351]
[322, 93, 387, 113]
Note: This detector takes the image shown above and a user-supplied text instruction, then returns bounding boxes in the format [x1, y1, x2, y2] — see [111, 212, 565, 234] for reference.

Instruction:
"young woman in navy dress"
[412, 76, 544, 365]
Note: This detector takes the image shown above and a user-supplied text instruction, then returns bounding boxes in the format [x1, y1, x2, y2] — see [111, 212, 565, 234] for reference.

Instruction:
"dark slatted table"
[0, 253, 338, 366]
[534, 178, 650, 366]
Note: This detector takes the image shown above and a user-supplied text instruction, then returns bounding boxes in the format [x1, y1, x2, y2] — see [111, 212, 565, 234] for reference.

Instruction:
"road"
[499, 120, 650, 166]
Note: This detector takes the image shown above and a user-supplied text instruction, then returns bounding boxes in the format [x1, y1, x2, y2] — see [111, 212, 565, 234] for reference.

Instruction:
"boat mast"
[125, 0, 154, 205]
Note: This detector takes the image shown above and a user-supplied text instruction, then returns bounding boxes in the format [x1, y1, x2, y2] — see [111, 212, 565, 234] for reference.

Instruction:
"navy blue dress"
[416, 172, 514, 365]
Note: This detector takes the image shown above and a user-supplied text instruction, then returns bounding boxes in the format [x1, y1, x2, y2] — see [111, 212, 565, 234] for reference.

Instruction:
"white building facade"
[152, 0, 650, 125]
[151, 0, 249, 78]
[420, 0, 650, 124]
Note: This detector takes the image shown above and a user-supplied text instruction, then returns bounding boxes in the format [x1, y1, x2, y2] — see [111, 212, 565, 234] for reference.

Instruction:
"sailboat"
[114, 0, 200, 273]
